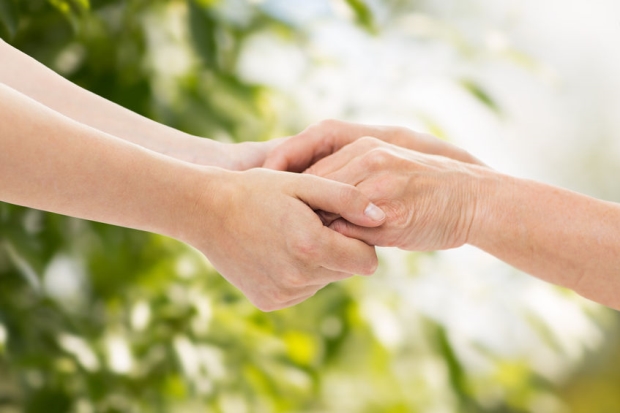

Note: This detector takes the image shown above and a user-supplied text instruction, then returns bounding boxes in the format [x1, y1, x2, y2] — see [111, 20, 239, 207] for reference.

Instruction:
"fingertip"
[359, 252, 379, 276]
[364, 203, 386, 224]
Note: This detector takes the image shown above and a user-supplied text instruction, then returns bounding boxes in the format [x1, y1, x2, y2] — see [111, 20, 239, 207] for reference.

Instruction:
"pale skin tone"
[0, 44, 388, 311]
[0, 39, 276, 170]
[5, 35, 618, 311]
[265, 120, 620, 311]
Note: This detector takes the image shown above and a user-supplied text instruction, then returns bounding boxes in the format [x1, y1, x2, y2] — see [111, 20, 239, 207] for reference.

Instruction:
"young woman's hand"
[180, 168, 386, 311]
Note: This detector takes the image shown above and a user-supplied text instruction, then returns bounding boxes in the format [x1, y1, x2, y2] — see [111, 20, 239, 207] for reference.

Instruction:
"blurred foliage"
[0, 1, 618, 412]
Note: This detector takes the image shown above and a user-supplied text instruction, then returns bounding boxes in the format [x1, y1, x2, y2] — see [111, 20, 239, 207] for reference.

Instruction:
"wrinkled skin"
[263, 119, 485, 172]
[305, 137, 488, 251]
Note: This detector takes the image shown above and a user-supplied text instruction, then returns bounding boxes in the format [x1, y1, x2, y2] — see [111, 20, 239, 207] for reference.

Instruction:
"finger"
[263, 130, 337, 172]
[256, 282, 327, 312]
[278, 291, 323, 310]
[316, 210, 340, 226]
[321, 154, 373, 188]
[263, 119, 373, 172]
[318, 225, 379, 275]
[296, 175, 386, 227]
[310, 267, 356, 284]
[328, 218, 385, 248]
[305, 136, 383, 178]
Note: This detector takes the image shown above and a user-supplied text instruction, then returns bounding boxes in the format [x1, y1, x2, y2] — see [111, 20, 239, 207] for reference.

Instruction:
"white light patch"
[106, 335, 134, 374]
[0, 324, 7, 346]
[58, 334, 100, 372]
[43, 254, 88, 312]
[130, 301, 151, 332]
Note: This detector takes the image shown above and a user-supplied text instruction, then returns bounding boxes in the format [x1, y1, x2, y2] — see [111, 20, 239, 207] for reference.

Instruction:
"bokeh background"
[1, 0, 620, 412]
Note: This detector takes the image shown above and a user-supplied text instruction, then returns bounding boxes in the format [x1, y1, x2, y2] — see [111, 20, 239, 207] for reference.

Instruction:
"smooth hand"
[307, 137, 490, 251]
[175, 138, 286, 171]
[263, 119, 485, 172]
[183, 168, 386, 311]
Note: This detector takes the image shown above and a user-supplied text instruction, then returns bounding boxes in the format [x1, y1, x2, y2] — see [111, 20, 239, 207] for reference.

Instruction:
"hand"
[167, 137, 286, 171]
[183, 168, 386, 311]
[226, 138, 287, 171]
[307, 137, 490, 251]
[263, 119, 486, 172]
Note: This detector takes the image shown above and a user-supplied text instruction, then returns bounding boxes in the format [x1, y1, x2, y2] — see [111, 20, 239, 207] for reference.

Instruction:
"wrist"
[157, 163, 236, 245]
[164, 134, 236, 168]
[464, 168, 516, 249]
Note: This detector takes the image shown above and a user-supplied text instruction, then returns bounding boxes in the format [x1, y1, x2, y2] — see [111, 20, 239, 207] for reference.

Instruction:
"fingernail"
[364, 203, 386, 221]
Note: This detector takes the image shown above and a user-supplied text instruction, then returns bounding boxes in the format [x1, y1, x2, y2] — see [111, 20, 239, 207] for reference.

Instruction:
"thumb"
[262, 146, 290, 171]
[295, 175, 386, 228]
[263, 138, 316, 172]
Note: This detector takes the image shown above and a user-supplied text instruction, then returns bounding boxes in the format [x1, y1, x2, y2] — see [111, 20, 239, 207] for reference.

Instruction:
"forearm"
[0, 39, 229, 166]
[0, 83, 219, 241]
[470, 172, 620, 309]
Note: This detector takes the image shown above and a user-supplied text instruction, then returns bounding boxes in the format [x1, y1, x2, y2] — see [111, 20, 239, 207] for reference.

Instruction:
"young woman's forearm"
[0, 84, 385, 311]
[0, 39, 229, 166]
[0, 82, 216, 239]
[469, 173, 620, 308]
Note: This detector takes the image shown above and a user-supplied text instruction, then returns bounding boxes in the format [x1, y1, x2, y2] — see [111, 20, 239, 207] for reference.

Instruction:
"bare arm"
[0, 39, 278, 170]
[0, 82, 199, 236]
[308, 137, 620, 310]
[469, 173, 620, 309]
[0, 84, 384, 310]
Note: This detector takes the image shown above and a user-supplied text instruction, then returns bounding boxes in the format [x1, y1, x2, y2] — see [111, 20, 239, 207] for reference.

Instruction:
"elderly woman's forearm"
[469, 172, 620, 309]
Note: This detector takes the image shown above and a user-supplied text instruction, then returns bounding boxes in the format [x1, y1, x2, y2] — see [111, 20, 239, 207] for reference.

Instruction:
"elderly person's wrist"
[465, 169, 520, 252]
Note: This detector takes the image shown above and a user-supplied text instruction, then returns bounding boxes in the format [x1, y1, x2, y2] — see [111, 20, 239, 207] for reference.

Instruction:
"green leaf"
[48, 0, 90, 15]
[47, 0, 89, 33]
[345, 0, 376, 33]
[460, 79, 502, 114]
[0, 0, 18, 40]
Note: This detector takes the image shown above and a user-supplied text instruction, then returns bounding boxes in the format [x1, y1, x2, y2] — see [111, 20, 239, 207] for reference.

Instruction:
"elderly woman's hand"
[264, 119, 485, 172]
[305, 137, 490, 251]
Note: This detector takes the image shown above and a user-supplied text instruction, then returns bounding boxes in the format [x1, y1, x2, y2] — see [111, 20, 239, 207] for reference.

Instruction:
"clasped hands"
[191, 120, 491, 311]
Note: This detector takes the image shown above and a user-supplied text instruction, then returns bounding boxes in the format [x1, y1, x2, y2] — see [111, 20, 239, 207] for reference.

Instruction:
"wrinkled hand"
[263, 119, 485, 172]
[186, 168, 386, 311]
[307, 137, 490, 251]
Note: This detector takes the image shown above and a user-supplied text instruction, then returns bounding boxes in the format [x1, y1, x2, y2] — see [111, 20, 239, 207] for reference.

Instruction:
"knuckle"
[285, 271, 308, 288]
[363, 148, 393, 170]
[357, 136, 382, 147]
[290, 233, 320, 262]
[385, 199, 412, 228]
[302, 119, 339, 136]
[315, 118, 342, 131]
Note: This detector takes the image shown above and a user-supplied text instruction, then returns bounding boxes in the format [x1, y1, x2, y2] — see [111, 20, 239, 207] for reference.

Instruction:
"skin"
[0, 84, 387, 311]
[0, 38, 277, 170]
[304, 135, 620, 311]
[263, 118, 485, 171]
